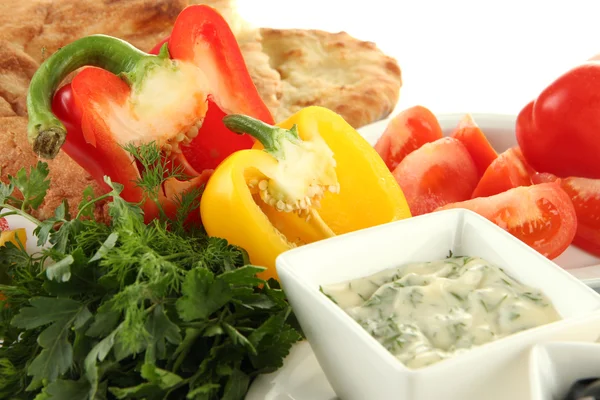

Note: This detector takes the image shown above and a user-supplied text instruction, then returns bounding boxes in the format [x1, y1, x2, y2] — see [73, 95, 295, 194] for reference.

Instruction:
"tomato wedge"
[450, 114, 498, 178]
[533, 173, 600, 257]
[374, 106, 443, 171]
[437, 183, 577, 259]
[561, 177, 600, 256]
[0, 218, 8, 231]
[471, 147, 535, 199]
[392, 137, 479, 216]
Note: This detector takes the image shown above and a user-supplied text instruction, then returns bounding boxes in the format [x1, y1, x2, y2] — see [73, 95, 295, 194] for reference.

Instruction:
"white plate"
[245, 112, 600, 400]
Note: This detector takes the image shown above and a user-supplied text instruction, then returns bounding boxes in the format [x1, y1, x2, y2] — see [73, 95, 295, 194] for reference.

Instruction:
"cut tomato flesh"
[374, 105, 443, 171]
[450, 114, 498, 179]
[560, 177, 600, 256]
[437, 183, 577, 259]
[472, 147, 535, 199]
[392, 137, 479, 216]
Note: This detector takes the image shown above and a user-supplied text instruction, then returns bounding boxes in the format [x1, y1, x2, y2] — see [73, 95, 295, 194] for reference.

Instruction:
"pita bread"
[0, 41, 39, 116]
[258, 28, 402, 128]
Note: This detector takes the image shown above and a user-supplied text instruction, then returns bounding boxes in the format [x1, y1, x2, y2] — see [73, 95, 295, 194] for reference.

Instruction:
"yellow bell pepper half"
[200, 106, 411, 280]
[0, 228, 27, 249]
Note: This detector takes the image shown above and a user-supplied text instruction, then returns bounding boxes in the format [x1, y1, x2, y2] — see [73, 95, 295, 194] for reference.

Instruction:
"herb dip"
[321, 256, 561, 369]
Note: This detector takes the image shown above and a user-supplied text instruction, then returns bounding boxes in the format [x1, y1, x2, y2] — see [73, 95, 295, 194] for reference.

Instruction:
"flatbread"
[259, 28, 402, 128]
[0, 41, 39, 116]
[0, 0, 187, 64]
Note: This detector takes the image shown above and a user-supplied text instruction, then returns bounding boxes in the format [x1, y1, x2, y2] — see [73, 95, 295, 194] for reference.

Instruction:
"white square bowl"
[529, 341, 600, 399]
[276, 208, 600, 400]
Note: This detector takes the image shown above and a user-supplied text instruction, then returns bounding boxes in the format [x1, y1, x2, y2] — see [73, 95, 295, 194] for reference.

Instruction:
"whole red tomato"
[516, 62, 600, 179]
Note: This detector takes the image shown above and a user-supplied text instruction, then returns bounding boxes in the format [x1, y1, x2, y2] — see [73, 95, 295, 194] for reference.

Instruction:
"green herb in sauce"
[322, 256, 561, 369]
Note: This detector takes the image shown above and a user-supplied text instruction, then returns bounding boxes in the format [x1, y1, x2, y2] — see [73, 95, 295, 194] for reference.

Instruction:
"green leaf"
[77, 186, 97, 219]
[72, 329, 95, 367]
[109, 384, 160, 400]
[35, 220, 58, 248]
[26, 320, 73, 388]
[248, 308, 301, 372]
[43, 379, 89, 400]
[176, 268, 231, 322]
[144, 305, 181, 364]
[73, 307, 93, 330]
[0, 358, 23, 399]
[222, 323, 257, 356]
[0, 180, 14, 204]
[10, 161, 50, 210]
[222, 368, 249, 400]
[12, 297, 85, 329]
[141, 363, 183, 388]
[42, 248, 96, 297]
[53, 199, 70, 220]
[171, 327, 202, 369]
[90, 232, 119, 262]
[186, 384, 220, 400]
[86, 307, 121, 338]
[45, 255, 74, 282]
[231, 291, 276, 310]
[34, 201, 72, 250]
[0, 242, 29, 270]
[85, 327, 119, 399]
[108, 364, 183, 399]
[50, 221, 74, 254]
[203, 324, 224, 337]
[219, 265, 265, 286]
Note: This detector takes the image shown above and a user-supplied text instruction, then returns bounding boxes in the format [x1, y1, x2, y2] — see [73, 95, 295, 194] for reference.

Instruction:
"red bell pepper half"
[27, 5, 274, 223]
[147, 4, 276, 173]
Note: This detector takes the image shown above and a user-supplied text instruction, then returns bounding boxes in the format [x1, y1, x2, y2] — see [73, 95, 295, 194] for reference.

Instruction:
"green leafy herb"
[319, 286, 338, 305]
[0, 158, 301, 400]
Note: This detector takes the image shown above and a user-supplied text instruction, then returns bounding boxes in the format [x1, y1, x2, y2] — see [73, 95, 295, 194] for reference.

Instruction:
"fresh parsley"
[0, 149, 302, 400]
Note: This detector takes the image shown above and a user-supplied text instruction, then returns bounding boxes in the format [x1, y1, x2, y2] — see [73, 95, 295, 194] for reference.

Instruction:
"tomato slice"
[437, 182, 577, 259]
[0, 218, 8, 231]
[561, 177, 600, 256]
[533, 173, 600, 256]
[392, 137, 479, 216]
[450, 114, 498, 178]
[374, 105, 443, 171]
[471, 147, 536, 199]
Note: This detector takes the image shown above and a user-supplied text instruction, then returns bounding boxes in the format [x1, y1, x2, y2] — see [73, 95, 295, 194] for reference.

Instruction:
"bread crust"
[259, 28, 402, 128]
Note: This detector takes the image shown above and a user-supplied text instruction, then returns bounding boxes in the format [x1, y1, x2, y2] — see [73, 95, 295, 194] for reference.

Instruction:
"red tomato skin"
[450, 114, 498, 179]
[374, 106, 443, 171]
[437, 183, 577, 259]
[516, 62, 600, 179]
[533, 173, 600, 256]
[557, 177, 600, 257]
[392, 137, 479, 216]
[471, 147, 535, 199]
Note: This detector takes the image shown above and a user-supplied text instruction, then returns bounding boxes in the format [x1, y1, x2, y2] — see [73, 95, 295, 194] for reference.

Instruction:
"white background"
[238, 0, 600, 116]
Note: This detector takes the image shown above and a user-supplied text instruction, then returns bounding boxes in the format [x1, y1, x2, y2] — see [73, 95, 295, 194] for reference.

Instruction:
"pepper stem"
[223, 114, 300, 159]
[27, 35, 167, 159]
